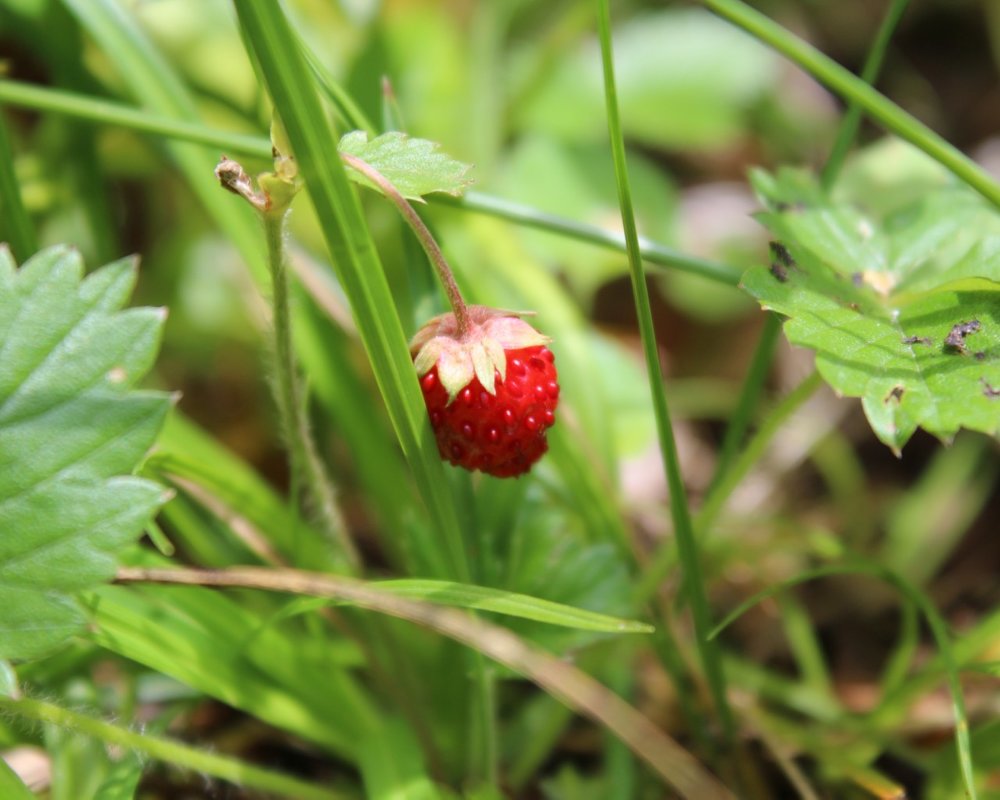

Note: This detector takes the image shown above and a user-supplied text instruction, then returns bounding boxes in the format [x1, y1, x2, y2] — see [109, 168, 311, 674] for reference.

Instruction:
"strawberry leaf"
[743, 158, 1000, 452]
[339, 130, 473, 200]
[0, 245, 171, 660]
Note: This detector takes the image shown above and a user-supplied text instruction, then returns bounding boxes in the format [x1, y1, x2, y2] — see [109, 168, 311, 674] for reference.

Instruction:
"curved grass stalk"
[115, 564, 737, 800]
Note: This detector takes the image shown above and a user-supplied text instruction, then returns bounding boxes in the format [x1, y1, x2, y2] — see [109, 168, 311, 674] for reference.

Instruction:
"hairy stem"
[340, 152, 470, 336]
[263, 212, 360, 570]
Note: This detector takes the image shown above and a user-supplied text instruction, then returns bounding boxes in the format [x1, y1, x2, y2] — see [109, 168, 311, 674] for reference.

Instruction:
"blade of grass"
[820, 0, 911, 189]
[437, 191, 740, 285]
[709, 561, 977, 800]
[230, 1, 498, 785]
[115, 564, 737, 800]
[0, 80, 739, 285]
[634, 370, 823, 606]
[0, 80, 273, 159]
[594, 0, 734, 739]
[0, 112, 38, 261]
[0, 696, 340, 800]
[708, 0, 910, 506]
[703, 0, 1000, 210]
[370, 579, 653, 632]
[230, 0, 468, 581]
[704, 313, 781, 498]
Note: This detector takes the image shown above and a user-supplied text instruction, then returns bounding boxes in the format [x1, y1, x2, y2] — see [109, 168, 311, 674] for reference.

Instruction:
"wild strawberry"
[411, 306, 559, 478]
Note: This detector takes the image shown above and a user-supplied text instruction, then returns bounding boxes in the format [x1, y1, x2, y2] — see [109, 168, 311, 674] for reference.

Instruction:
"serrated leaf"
[743, 163, 1000, 451]
[0, 245, 171, 660]
[339, 130, 473, 200]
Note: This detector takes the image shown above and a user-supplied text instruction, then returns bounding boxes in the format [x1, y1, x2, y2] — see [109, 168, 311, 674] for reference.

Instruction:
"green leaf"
[0, 758, 33, 800]
[743, 164, 1000, 452]
[339, 130, 473, 200]
[0, 245, 171, 660]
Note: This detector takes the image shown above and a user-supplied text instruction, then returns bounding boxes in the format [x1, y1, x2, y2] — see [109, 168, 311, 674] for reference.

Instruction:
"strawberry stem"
[340, 152, 470, 335]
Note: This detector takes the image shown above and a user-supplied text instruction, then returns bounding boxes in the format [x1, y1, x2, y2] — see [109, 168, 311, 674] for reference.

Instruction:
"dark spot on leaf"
[769, 241, 795, 267]
[902, 335, 933, 346]
[774, 201, 806, 212]
[982, 379, 1000, 399]
[769, 261, 788, 282]
[974, 351, 986, 361]
[884, 385, 905, 404]
[851, 272, 864, 287]
[944, 319, 981, 353]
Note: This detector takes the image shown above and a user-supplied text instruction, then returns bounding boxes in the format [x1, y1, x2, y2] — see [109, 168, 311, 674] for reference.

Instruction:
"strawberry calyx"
[410, 306, 550, 403]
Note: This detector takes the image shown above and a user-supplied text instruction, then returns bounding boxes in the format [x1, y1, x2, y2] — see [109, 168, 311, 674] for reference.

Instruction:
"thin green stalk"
[705, 313, 781, 498]
[231, 1, 491, 786]
[0, 80, 739, 285]
[437, 191, 741, 285]
[703, 0, 1000, 210]
[634, 370, 823, 606]
[0, 79, 269, 156]
[0, 111, 38, 261]
[595, 0, 734, 739]
[0, 696, 339, 800]
[709, 0, 910, 503]
[263, 213, 360, 570]
[708, 561, 977, 800]
[821, 0, 911, 189]
[696, 370, 823, 535]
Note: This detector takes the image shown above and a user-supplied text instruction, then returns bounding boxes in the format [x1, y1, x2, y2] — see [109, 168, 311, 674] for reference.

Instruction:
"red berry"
[410, 307, 559, 478]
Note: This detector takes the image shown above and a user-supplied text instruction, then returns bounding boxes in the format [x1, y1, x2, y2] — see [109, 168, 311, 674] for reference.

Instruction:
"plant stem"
[702, 0, 1000, 210]
[340, 152, 471, 336]
[263, 211, 360, 570]
[821, 0, 911, 189]
[0, 696, 338, 800]
[634, 370, 823, 607]
[705, 313, 781, 498]
[595, 0, 735, 741]
[0, 80, 740, 286]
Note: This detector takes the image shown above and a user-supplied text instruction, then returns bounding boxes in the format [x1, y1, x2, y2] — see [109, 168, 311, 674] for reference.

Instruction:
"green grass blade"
[0, 113, 37, 261]
[595, 0, 733, 736]
[117, 564, 737, 800]
[704, 313, 780, 497]
[372, 579, 653, 632]
[0, 758, 34, 800]
[230, 0, 467, 582]
[703, 0, 1000, 210]
[0, 696, 340, 800]
[0, 79, 739, 286]
[820, 0, 911, 188]
[709, 561, 978, 799]
[231, 0, 496, 786]
[0, 80, 269, 157]
[438, 191, 740, 285]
